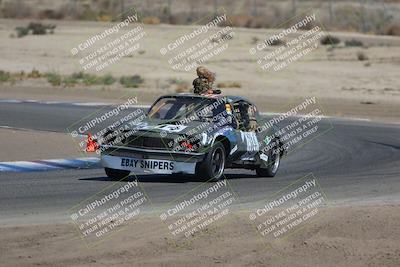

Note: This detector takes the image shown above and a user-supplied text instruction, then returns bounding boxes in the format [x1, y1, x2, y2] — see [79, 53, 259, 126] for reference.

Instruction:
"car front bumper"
[101, 155, 197, 174]
[100, 145, 205, 174]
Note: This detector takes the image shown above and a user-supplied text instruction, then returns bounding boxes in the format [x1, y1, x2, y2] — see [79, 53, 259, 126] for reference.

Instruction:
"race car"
[100, 93, 286, 181]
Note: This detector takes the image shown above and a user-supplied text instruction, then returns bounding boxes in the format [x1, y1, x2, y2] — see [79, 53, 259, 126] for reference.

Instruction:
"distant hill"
[1, 0, 400, 35]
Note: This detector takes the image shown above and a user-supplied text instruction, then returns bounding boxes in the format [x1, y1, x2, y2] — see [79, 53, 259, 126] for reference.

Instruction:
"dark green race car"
[100, 93, 286, 181]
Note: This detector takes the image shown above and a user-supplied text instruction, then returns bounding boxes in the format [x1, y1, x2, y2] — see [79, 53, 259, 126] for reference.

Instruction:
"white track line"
[0, 157, 100, 173]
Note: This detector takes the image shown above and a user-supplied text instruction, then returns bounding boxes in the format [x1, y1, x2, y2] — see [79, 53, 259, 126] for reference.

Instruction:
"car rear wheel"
[105, 168, 130, 180]
[256, 139, 281, 177]
[196, 142, 226, 182]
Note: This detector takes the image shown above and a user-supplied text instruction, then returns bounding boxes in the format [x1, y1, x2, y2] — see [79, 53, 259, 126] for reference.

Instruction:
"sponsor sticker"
[101, 155, 196, 174]
[260, 153, 269, 162]
[120, 158, 175, 171]
[134, 123, 187, 133]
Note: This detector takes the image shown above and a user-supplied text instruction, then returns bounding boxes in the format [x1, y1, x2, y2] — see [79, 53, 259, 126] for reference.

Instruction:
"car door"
[230, 100, 260, 161]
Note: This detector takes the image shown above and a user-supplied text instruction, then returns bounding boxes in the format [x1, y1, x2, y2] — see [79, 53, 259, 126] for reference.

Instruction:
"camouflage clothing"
[192, 66, 217, 95]
[193, 77, 211, 95]
[246, 105, 257, 131]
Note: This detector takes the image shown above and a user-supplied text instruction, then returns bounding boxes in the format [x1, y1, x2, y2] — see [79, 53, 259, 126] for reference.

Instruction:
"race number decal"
[134, 122, 151, 130]
[158, 124, 187, 133]
[241, 132, 259, 152]
[133, 123, 187, 133]
[260, 153, 269, 162]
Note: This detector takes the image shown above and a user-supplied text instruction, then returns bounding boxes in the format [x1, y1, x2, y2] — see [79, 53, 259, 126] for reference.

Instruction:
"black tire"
[196, 142, 226, 182]
[256, 139, 281, 177]
[104, 168, 130, 180]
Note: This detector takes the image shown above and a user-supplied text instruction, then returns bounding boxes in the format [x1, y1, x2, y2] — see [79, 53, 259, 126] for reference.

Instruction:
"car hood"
[128, 118, 214, 137]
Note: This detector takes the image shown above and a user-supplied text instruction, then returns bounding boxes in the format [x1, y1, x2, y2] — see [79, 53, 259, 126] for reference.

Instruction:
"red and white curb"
[0, 157, 100, 172]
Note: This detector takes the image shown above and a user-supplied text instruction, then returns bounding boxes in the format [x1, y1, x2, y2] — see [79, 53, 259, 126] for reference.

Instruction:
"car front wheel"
[196, 142, 226, 182]
[104, 168, 130, 180]
[256, 139, 281, 177]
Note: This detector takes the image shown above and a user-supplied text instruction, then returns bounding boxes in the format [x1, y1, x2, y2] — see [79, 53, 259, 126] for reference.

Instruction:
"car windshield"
[147, 96, 225, 121]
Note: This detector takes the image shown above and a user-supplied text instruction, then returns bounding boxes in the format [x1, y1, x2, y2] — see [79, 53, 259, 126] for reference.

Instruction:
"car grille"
[125, 135, 173, 150]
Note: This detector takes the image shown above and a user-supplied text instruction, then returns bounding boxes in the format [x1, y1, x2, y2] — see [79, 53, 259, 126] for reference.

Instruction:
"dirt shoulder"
[0, 204, 399, 267]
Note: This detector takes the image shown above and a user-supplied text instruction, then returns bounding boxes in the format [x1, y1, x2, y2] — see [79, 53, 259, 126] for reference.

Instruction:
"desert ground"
[1, 205, 399, 267]
[0, 19, 399, 122]
[0, 17, 400, 267]
[0, 128, 84, 161]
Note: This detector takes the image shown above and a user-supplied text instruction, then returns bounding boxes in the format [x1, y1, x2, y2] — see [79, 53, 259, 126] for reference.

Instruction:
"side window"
[212, 101, 237, 128]
[232, 101, 257, 132]
[232, 101, 243, 129]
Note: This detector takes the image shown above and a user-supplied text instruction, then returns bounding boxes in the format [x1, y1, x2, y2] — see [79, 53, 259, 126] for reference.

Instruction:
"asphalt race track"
[0, 101, 399, 224]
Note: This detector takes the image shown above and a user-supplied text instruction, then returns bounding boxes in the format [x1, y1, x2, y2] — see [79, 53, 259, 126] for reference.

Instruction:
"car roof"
[159, 93, 255, 105]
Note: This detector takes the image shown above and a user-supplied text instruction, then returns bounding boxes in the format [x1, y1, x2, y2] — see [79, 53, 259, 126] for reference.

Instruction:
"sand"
[0, 128, 87, 161]
[0, 205, 399, 267]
